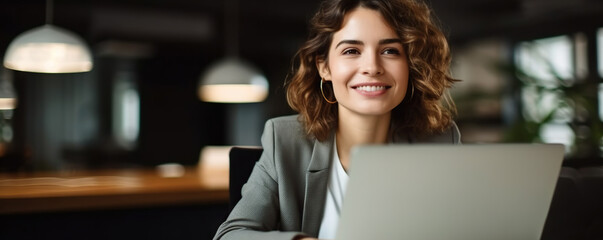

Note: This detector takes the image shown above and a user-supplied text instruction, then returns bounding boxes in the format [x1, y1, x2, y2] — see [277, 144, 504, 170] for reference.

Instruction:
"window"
[515, 35, 574, 85]
[112, 71, 140, 150]
[514, 35, 575, 152]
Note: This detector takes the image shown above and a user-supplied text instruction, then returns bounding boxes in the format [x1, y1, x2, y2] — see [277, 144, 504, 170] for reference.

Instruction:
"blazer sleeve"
[213, 119, 307, 240]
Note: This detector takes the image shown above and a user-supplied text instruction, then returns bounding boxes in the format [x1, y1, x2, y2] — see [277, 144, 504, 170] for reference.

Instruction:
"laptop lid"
[335, 144, 564, 240]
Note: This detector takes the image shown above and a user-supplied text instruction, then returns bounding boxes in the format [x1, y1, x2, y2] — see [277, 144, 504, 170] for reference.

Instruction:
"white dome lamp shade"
[3, 0, 93, 74]
[3, 24, 93, 73]
[198, 58, 269, 103]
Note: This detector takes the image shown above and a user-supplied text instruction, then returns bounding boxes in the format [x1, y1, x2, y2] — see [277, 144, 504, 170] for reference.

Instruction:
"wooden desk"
[0, 166, 228, 214]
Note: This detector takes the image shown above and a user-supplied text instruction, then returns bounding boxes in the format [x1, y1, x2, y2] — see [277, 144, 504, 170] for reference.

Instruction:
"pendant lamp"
[199, 58, 268, 103]
[3, 0, 93, 73]
[198, 0, 268, 103]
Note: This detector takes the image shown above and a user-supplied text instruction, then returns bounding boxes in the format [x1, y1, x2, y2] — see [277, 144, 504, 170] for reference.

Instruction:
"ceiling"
[2, 0, 603, 60]
[430, 0, 603, 43]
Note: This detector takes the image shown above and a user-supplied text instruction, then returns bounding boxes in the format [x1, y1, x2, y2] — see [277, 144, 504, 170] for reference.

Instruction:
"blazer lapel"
[301, 133, 333, 236]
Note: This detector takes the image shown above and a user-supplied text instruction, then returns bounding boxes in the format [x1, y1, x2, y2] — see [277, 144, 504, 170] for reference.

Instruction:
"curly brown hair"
[286, 0, 458, 141]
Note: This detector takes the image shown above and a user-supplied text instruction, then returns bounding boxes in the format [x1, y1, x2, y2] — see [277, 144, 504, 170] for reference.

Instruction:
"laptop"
[335, 144, 564, 240]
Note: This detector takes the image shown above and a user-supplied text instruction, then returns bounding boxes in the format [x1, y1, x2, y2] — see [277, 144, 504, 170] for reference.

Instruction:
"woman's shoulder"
[263, 114, 313, 145]
[260, 114, 318, 171]
[266, 114, 302, 127]
[264, 115, 304, 135]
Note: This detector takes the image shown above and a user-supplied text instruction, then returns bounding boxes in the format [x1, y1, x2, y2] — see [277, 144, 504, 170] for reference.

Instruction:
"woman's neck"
[336, 111, 391, 171]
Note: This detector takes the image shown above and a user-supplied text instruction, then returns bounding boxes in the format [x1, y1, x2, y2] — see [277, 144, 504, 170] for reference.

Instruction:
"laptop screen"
[335, 144, 564, 240]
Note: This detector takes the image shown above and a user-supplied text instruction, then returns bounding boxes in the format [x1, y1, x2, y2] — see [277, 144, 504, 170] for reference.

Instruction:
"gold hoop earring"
[409, 81, 415, 100]
[320, 79, 337, 104]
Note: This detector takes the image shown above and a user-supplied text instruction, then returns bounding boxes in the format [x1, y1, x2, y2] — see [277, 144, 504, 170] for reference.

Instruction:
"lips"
[351, 82, 391, 90]
[351, 82, 391, 96]
[354, 85, 387, 92]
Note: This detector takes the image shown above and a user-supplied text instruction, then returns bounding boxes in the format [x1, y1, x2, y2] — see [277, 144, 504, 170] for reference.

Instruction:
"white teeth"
[356, 86, 386, 92]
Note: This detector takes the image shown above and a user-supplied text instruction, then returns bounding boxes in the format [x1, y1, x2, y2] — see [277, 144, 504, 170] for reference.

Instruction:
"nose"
[360, 52, 384, 76]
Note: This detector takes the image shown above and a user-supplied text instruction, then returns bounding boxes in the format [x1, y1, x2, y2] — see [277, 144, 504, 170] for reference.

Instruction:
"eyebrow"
[379, 38, 403, 45]
[335, 38, 402, 48]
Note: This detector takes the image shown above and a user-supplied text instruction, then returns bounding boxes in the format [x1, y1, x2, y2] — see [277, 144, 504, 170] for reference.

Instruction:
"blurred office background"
[1, 0, 603, 171]
[3, 1, 603, 240]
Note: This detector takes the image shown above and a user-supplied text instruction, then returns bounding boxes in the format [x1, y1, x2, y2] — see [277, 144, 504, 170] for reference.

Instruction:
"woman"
[214, 0, 460, 239]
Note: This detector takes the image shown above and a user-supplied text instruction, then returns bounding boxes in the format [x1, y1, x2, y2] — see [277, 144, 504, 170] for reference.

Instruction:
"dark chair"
[579, 166, 603, 240]
[541, 166, 588, 240]
[228, 146, 263, 211]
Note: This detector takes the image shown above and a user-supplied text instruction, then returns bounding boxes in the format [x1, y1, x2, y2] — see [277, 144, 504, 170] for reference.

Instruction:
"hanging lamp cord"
[46, 0, 53, 25]
[225, 0, 239, 57]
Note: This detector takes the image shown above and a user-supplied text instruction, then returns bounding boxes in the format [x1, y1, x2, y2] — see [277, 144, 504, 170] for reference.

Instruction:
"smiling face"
[318, 6, 409, 120]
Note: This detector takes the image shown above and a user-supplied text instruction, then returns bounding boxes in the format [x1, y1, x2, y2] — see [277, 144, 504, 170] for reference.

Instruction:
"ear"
[316, 58, 332, 81]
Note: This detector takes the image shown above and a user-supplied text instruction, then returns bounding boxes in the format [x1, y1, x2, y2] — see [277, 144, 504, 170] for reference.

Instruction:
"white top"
[317, 140, 349, 239]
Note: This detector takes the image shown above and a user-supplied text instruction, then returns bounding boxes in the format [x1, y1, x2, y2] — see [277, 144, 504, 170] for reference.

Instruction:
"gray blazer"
[214, 115, 461, 240]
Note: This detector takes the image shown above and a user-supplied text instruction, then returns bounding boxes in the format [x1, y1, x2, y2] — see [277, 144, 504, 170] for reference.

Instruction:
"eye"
[382, 48, 401, 55]
[342, 48, 360, 55]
